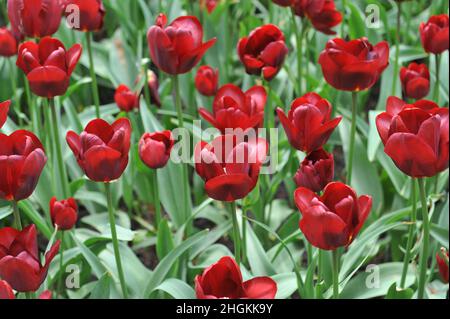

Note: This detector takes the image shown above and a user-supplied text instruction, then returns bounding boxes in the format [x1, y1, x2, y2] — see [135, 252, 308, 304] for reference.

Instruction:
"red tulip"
[400, 62, 430, 100]
[66, 118, 131, 182]
[195, 134, 268, 202]
[139, 131, 174, 169]
[38, 290, 53, 299]
[420, 14, 449, 55]
[50, 197, 78, 231]
[147, 13, 216, 75]
[436, 247, 449, 283]
[195, 66, 219, 97]
[318, 37, 389, 91]
[0, 130, 47, 201]
[294, 0, 342, 35]
[0, 280, 15, 299]
[0, 28, 17, 57]
[238, 24, 288, 81]
[16, 37, 82, 98]
[7, 0, 63, 38]
[0, 100, 10, 129]
[294, 148, 334, 193]
[200, 0, 219, 14]
[376, 97, 448, 177]
[295, 182, 372, 250]
[0, 225, 60, 292]
[64, 0, 105, 32]
[276, 92, 341, 153]
[195, 256, 277, 299]
[199, 84, 267, 133]
[148, 70, 161, 107]
[114, 84, 140, 112]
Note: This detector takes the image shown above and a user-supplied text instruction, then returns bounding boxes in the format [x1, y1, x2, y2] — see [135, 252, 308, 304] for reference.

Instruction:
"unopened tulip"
[0, 28, 17, 57]
[195, 66, 219, 97]
[64, 0, 105, 32]
[114, 84, 140, 112]
[420, 14, 449, 55]
[50, 197, 78, 230]
[294, 148, 334, 193]
[436, 247, 449, 283]
[139, 131, 174, 169]
[400, 63, 430, 100]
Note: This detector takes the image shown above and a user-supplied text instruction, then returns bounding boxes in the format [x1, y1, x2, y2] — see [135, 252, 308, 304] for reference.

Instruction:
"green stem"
[400, 178, 417, 288]
[86, 32, 101, 119]
[291, 9, 306, 95]
[7, 58, 23, 126]
[340, 0, 347, 37]
[417, 178, 430, 299]
[230, 201, 241, 265]
[57, 230, 65, 298]
[152, 169, 161, 228]
[332, 249, 340, 299]
[24, 75, 39, 134]
[241, 209, 247, 265]
[318, 249, 323, 283]
[433, 54, 441, 102]
[105, 183, 128, 299]
[391, 2, 402, 96]
[347, 92, 358, 185]
[143, 67, 153, 111]
[12, 201, 22, 230]
[49, 99, 70, 198]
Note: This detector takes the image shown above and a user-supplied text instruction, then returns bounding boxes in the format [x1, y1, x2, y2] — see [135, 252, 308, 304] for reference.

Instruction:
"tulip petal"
[0, 100, 10, 129]
[243, 277, 277, 299]
[205, 173, 255, 202]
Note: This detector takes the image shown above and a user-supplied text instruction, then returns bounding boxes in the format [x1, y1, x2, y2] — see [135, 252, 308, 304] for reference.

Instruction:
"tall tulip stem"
[86, 32, 101, 119]
[400, 178, 417, 288]
[347, 92, 358, 185]
[57, 230, 65, 297]
[433, 54, 441, 102]
[12, 201, 22, 230]
[105, 182, 128, 299]
[230, 201, 241, 265]
[7, 59, 23, 126]
[391, 1, 402, 96]
[332, 249, 340, 299]
[417, 178, 430, 299]
[152, 169, 162, 228]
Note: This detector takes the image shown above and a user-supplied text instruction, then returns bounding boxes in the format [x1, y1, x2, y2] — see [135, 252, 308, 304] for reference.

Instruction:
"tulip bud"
[50, 197, 78, 231]
[400, 63, 430, 100]
[436, 247, 449, 283]
[195, 66, 219, 97]
[0, 28, 18, 57]
[139, 131, 174, 169]
[64, 0, 105, 32]
[420, 14, 449, 55]
[294, 148, 334, 193]
[114, 84, 140, 112]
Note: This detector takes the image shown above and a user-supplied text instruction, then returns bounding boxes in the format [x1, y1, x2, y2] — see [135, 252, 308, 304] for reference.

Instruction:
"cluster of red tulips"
[0, 0, 449, 300]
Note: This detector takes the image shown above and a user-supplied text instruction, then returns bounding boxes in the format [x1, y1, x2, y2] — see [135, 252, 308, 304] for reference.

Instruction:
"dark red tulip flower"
[195, 256, 277, 299]
[420, 14, 449, 55]
[318, 37, 389, 91]
[294, 182, 372, 250]
[195, 66, 219, 97]
[199, 84, 267, 133]
[38, 290, 52, 299]
[50, 197, 78, 231]
[376, 96, 449, 177]
[0, 225, 60, 292]
[0, 130, 47, 201]
[7, 0, 63, 38]
[0, 100, 10, 129]
[16, 37, 82, 98]
[200, 0, 219, 14]
[0, 28, 17, 57]
[238, 24, 288, 81]
[276, 92, 341, 153]
[294, 148, 334, 193]
[148, 70, 161, 107]
[195, 134, 268, 202]
[64, 0, 105, 32]
[0, 280, 15, 299]
[66, 118, 131, 182]
[436, 247, 449, 283]
[400, 62, 430, 100]
[294, 0, 342, 35]
[139, 131, 174, 169]
[114, 84, 140, 112]
[147, 13, 216, 75]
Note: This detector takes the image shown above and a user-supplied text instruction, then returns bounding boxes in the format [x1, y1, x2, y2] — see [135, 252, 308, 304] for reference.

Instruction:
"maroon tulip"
[0, 225, 60, 292]
[139, 131, 174, 169]
[0, 130, 47, 201]
[195, 256, 277, 299]
[400, 62, 430, 100]
[0, 100, 10, 129]
[295, 182, 372, 250]
[195, 134, 268, 202]
[64, 0, 105, 32]
[7, 0, 63, 38]
[294, 0, 342, 35]
[436, 247, 449, 283]
[66, 118, 131, 182]
[0, 28, 17, 57]
[376, 97, 448, 177]
[0, 280, 15, 299]
[420, 14, 449, 55]
[237, 24, 288, 81]
[199, 84, 267, 133]
[294, 148, 334, 193]
[16, 37, 82, 98]
[114, 84, 140, 112]
[148, 70, 161, 107]
[200, 0, 219, 13]
[50, 197, 78, 231]
[195, 65, 219, 97]
[318, 37, 389, 91]
[277, 92, 341, 153]
[147, 13, 216, 75]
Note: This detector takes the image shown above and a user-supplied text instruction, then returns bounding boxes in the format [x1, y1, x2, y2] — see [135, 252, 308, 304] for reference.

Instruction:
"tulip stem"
[332, 249, 340, 299]
[433, 54, 441, 102]
[50, 99, 70, 199]
[7, 58, 23, 126]
[417, 178, 430, 299]
[86, 32, 101, 119]
[230, 201, 241, 266]
[290, 9, 306, 95]
[152, 169, 162, 228]
[400, 178, 417, 288]
[346, 92, 358, 185]
[12, 201, 22, 230]
[143, 66, 153, 112]
[391, 1, 402, 96]
[104, 182, 128, 299]
[57, 230, 65, 298]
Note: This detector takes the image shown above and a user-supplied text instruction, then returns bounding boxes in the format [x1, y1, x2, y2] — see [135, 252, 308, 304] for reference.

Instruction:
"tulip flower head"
[0, 100, 10, 129]
[376, 97, 449, 178]
[195, 66, 219, 97]
[420, 14, 449, 55]
[400, 62, 430, 100]
[293, 0, 342, 35]
[294, 148, 334, 193]
[0, 28, 18, 57]
[0, 225, 60, 292]
[200, 0, 219, 14]
[64, 0, 106, 32]
[50, 197, 78, 231]
[436, 247, 449, 283]
[139, 131, 174, 169]
[195, 256, 277, 299]
[114, 84, 140, 112]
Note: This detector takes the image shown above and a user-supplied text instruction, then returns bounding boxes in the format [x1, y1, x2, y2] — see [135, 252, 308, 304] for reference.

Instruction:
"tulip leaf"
[155, 278, 196, 299]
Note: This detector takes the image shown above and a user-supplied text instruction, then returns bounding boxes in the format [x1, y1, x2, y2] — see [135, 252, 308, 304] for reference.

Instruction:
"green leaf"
[385, 282, 414, 299]
[156, 219, 175, 260]
[155, 278, 196, 299]
[89, 272, 112, 299]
